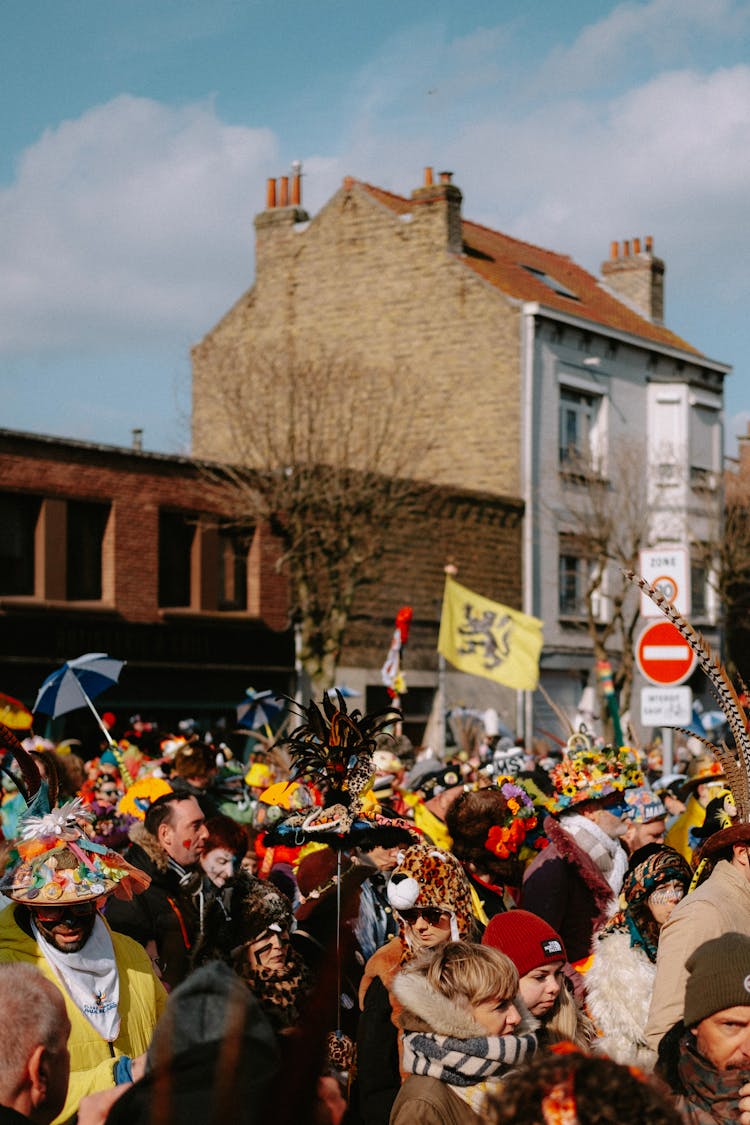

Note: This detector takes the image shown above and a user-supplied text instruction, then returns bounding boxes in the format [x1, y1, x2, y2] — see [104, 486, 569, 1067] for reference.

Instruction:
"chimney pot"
[424, 166, 434, 187]
[278, 176, 289, 207]
[132, 428, 143, 452]
[645, 234, 654, 253]
[266, 178, 277, 209]
[291, 161, 302, 206]
[633, 236, 641, 254]
[610, 240, 619, 260]
[439, 170, 453, 184]
[623, 239, 631, 257]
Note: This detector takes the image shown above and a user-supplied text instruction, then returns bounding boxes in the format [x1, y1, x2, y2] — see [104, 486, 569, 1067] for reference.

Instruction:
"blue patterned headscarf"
[598, 845, 692, 962]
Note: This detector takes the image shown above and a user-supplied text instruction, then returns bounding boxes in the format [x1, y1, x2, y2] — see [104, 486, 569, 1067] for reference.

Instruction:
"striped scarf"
[401, 1027, 536, 1088]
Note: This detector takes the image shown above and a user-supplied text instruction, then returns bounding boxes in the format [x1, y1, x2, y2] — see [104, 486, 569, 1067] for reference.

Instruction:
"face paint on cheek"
[183, 840, 192, 850]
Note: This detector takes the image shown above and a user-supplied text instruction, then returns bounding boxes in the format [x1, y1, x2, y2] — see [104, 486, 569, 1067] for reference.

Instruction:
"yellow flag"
[438, 577, 543, 691]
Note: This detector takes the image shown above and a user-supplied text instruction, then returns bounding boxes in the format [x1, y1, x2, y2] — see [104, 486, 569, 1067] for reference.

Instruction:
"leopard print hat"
[387, 843, 475, 940]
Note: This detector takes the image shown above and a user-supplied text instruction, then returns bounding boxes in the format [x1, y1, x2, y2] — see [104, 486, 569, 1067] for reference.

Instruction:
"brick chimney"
[410, 167, 463, 255]
[601, 236, 665, 324]
[254, 162, 310, 276]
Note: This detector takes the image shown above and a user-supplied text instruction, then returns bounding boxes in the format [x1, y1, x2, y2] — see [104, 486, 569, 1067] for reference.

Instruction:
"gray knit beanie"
[684, 932, 750, 1027]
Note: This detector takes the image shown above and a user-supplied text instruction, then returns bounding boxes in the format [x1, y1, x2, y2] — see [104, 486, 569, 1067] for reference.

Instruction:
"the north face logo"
[541, 939, 563, 956]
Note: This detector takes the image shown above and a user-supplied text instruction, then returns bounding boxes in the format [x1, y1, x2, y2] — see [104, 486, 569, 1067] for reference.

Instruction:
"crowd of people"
[0, 695, 748, 1125]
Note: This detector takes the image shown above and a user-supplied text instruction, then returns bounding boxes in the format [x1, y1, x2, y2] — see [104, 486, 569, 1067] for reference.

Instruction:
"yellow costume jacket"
[0, 902, 167, 1123]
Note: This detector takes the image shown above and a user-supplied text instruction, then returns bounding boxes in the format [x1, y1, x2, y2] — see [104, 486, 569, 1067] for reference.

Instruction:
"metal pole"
[661, 726, 674, 775]
[436, 653, 446, 757]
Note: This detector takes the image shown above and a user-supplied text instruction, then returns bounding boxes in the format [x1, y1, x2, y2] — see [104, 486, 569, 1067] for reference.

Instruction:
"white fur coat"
[585, 928, 657, 1070]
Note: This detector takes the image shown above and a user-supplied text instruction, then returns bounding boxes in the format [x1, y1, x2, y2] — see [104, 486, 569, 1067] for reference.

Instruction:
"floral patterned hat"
[546, 733, 643, 814]
[0, 722, 149, 906]
[0, 798, 150, 905]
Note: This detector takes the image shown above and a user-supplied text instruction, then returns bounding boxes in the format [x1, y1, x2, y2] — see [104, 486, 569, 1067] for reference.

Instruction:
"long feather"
[0, 722, 42, 800]
[625, 570, 750, 817]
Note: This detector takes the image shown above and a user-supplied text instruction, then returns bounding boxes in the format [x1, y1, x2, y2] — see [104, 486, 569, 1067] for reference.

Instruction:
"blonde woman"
[390, 942, 537, 1124]
[482, 910, 595, 1050]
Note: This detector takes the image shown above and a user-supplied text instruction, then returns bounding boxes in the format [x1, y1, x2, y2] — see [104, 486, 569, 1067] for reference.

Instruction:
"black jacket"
[104, 823, 200, 990]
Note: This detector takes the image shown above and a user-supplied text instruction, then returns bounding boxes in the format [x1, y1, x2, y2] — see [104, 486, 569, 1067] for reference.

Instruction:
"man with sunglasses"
[0, 813, 166, 1125]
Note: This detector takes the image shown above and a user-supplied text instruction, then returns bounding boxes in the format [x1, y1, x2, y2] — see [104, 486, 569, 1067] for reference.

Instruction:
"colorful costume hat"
[545, 732, 643, 814]
[0, 722, 149, 905]
[386, 842, 476, 941]
[679, 754, 725, 795]
[446, 780, 547, 887]
[263, 691, 401, 845]
[621, 786, 667, 824]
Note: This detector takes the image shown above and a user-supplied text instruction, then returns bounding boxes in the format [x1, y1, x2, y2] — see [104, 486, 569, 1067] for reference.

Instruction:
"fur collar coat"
[585, 927, 657, 1070]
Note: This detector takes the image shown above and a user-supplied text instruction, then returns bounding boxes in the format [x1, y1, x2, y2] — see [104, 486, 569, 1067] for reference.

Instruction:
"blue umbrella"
[236, 689, 284, 733]
[34, 653, 125, 747]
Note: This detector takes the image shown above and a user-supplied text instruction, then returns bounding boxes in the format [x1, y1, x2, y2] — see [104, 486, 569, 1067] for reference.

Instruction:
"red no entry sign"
[635, 620, 697, 686]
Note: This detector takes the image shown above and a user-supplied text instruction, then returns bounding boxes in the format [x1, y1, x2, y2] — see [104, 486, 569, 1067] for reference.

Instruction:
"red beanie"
[482, 910, 566, 978]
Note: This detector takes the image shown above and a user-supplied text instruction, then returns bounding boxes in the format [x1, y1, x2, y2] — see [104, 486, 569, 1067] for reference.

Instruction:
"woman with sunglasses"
[354, 844, 480, 1125]
[585, 842, 692, 1068]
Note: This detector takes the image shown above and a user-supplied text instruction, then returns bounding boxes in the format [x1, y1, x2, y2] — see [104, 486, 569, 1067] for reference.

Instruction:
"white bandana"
[562, 813, 629, 896]
[32, 915, 121, 1041]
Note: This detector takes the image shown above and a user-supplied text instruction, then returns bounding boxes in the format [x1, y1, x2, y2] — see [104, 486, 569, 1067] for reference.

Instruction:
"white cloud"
[540, 0, 750, 94]
[0, 95, 278, 355]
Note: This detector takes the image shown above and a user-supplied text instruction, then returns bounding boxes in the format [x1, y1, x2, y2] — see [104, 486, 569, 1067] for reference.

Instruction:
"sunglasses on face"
[398, 907, 449, 926]
[33, 902, 97, 924]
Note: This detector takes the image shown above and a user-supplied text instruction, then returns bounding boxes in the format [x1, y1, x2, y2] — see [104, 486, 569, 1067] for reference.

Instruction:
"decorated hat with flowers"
[446, 780, 548, 886]
[546, 733, 643, 814]
[0, 798, 150, 905]
[0, 723, 150, 906]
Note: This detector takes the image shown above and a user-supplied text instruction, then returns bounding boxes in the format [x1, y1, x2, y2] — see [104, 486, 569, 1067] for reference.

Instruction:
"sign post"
[639, 547, 691, 617]
[635, 619, 697, 775]
[640, 686, 693, 727]
[635, 620, 697, 687]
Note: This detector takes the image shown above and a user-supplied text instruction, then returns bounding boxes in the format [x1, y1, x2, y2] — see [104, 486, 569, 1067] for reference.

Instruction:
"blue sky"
[2, 0, 748, 455]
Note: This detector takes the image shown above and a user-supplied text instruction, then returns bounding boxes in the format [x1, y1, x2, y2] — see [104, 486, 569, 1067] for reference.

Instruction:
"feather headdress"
[269, 691, 400, 836]
[625, 570, 750, 826]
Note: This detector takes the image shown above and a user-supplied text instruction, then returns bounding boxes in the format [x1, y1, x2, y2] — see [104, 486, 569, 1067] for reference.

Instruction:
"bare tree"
[694, 460, 750, 679]
[552, 441, 656, 723]
[195, 349, 439, 696]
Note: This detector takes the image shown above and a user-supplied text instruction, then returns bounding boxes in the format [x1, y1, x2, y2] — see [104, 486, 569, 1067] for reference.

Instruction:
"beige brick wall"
[192, 180, 523, 497]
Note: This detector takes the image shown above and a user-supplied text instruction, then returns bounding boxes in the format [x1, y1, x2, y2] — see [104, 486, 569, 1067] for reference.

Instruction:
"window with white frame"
[558, 532, 606, 620]
[690, 405, 720, 489]
[558, 383, 606, 472]
[559, 553, 588, 616]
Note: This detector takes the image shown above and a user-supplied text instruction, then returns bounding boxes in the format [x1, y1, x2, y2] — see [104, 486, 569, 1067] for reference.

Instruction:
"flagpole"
[437, 564, 457, 759]
[436, 652, 446, 758]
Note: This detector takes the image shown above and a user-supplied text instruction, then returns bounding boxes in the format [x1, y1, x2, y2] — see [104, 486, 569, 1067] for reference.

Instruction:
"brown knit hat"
[684, 932, 750, 1026]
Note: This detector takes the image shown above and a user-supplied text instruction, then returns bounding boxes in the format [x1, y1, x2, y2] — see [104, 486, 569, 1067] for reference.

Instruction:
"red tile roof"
[359, 182, 701, 356]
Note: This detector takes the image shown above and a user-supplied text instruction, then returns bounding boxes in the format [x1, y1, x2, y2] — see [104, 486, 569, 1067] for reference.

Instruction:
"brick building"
[192, 167, 729, 739]
[0, 429, 293, 743]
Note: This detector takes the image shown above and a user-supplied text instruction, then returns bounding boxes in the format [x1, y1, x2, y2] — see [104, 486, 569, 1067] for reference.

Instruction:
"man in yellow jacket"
[0, 899, 166, 1123]
[0, 786, 167, 1125]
